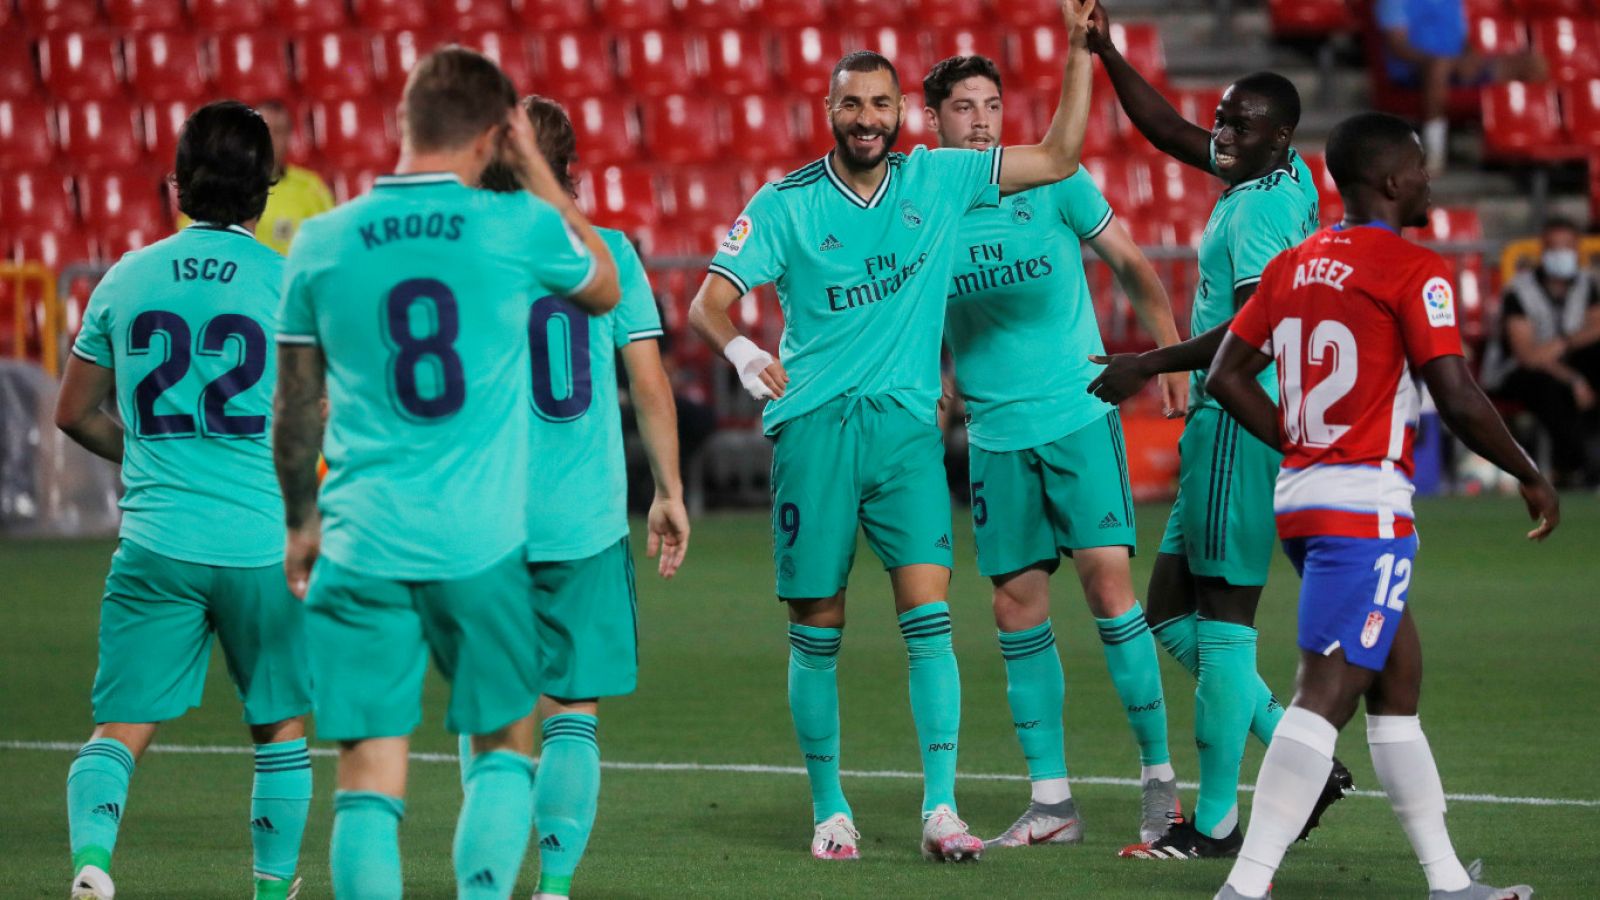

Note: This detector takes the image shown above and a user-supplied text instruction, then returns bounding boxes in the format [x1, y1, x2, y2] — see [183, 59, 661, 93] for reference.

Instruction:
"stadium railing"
[2, 262, 63, 378]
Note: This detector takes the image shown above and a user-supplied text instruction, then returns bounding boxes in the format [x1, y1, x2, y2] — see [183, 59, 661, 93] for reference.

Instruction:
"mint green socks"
[456, 749, 537, 897]
[997, 620, 1068, 783]
[788, 624, 850, 823]
[1194, 618, 1259, 837]
[533, 714, 600, 898]
[67, 738, 134, 875]
[1095, 605, 1171, 767]
[1152, 611, 1284, 746]
[331, 790, 404, 899]
[251, 738, 312, 888]
[900, 602, 960, 816]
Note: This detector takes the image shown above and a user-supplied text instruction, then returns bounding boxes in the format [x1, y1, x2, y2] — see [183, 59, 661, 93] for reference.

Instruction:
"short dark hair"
[1230, 71, 1301, 130]
[479, 95, 578, 196]
[922, 55, 1003, 112]
[174, 100, 274, 225]
[830, 50, 899, 97]
[1324, 111, 1417, 193]
[1543, 215, 1581, 235]
[403, 45, 516, 153]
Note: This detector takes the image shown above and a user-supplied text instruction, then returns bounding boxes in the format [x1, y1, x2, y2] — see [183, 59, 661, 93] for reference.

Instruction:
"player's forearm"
[1037, 37, 1095, 180]
[687, 280, 744, 356]
[1097, 46, 1206, 167]
[58, 411, 124, 464]
[272, 347, 326, 530]
[625, 352, 684, 501]
[1117, 258, 1182, 348]
[1136, 320, 1229, 375]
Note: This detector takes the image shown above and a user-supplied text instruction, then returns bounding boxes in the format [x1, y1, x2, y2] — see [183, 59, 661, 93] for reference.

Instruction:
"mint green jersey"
[279, 173, 597, 580]
[944, 170, 1116, 452]
[708, 146, 1003, 434]
[525, 227, 663, 563]
[71, 223, 285, 567]
[1190, 147, 1319, 408]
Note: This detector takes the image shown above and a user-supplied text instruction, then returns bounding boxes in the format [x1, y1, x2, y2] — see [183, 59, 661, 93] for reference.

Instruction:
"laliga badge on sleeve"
[720, 216, 752, 256]
[1422, 277, 1456, 328]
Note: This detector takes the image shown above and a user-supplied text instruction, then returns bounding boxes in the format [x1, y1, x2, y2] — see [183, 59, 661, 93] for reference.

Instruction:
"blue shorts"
[1282, 534, 1418, 672]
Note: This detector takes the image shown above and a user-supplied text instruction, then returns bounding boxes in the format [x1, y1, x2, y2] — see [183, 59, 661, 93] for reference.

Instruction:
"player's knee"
[249, 716, 306, 745]
[91, 722, 158, 759]
[786, 593, 846, 629]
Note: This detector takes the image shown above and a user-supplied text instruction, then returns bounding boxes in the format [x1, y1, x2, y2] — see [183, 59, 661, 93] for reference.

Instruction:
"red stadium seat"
[124, 32, 208, 103]
[675, 0, 764, 28]
[1300, 150, 1341, 209]
[849, 27, 929, 86]
[57, 102, 143, 172]
[898, 89, 931, 145]
[1147, 156, 1217, 219]
[1267, 0, 1356, 36]
[269, 0, 349, 31]
[94, 224, 165, 259]
[926, 28, 1003, 65]
[1531, 16, 1600, 83]
[1469, 13, 1528, 55]
[835, 0, 907, 27]
[640, 94, 722, 164]
[1104, 22, 1166, 84]
[701, 28, 771, 95]
[139, 99, 192, 165]
[37, 33, 123, 104]
[567, 95, 642, 166]
[0, 35, 41, 100]
[1169, 86, 1225, 129]
[12, 228, 96, 269]
[211, 32, 292, 103]
[727, 94, 802, 162]
[189, 0, 266, 30]
[1461, 0, 1505, 16]
[1480, 81, 1572, 160]
[616, 29, 701, 97]
[774, 26, 850, 96]
[993, 0, 1058, 27]
[462, 30, 534, 92]
[311, 99, 396, 169]
[1062, 91, 1124, 156]
[352, 0, 432, 31]
[670, 166, 745, 225]
[912, 0, 985, 27]
[593, 0, 672, 29]
[105, 0, 185, 30]
[436, 0, 511, 31]
[1409, 206, 1483, 243]
[1562, 79, 1600, 148]
[17, 0, 102, 30]
[0, 98, 56, 168]
[329, 165, 381, 203]
[0, 169, 74, 231]
[531, 30, 617, 98]
[512, 0, 592, 29]
[373, 31, 425, 94]
[1081, 155, 1153, 212]
[1000, 90, 1044, 144]
[1511, 0, 1591, 14]
[762, 0, 826, 27]
[76, 170, 169, 232]
[579, 164, 661, 230]
[1008, 25, 1070, 93]
[295, 32, 380, 102]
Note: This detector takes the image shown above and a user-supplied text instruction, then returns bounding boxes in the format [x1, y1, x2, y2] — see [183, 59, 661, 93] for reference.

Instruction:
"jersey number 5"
[1273, 316, 1358, 448]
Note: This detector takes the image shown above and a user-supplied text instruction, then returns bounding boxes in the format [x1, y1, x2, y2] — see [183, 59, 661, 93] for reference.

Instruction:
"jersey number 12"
[1273, 316, 1358, 448]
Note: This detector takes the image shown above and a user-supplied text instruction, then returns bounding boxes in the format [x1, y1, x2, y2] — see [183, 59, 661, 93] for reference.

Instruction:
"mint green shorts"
[769, 395, 954, 599]
[304, 550, 537, 740]
[969, 411, 1137, 578]
[91, 539, 311, 726]
[1158, 406, 1283, 587]
[531, 537, 639, 701]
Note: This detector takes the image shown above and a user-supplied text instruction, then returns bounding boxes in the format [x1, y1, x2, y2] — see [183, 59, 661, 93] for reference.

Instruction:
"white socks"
[1226, 707, 1337, 898]
[1368, 714, 1471, 893]
[1141, 762, 1175, 783]
[1031, 777, 1072, 805]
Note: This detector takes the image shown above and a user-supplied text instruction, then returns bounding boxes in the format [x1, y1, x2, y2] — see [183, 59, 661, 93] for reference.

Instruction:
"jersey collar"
[1221, 147, 1301, 198]
[375, 172, 462, 189]
[187, 222, 256, 238]
[1332, 220, 1400, 234]
[821, 152, 894, 209]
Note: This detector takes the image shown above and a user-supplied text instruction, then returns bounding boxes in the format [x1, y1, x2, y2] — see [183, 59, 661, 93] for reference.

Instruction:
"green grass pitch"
[2, 497, 1596, 897]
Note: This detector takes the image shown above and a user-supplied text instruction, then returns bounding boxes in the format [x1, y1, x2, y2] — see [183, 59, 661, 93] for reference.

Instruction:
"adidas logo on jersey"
[91, 802, 122, 822]
[934, 534, 952, 550]
[540, 834, 564, 851]
[251, 815, 279, 834]
[819, 234, 844, 251]
[464, 868, 497, 888]
[1099, 512, 1121, 529]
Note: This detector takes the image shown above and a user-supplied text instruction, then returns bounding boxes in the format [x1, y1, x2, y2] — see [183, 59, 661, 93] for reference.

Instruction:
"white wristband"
[723, 336, 775, 400]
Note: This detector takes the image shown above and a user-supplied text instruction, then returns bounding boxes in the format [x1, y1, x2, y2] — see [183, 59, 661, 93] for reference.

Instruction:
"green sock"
[331, 791, 403, 900]
[788, 624, 850, 823]
[533, 714, 600, 898]
[251, 738, 312, 888]
[1153, 610, 1285, 747]
[456, 750, 537, 897]
[457, 733, 473, 791]
[997, 620, 1067, 782]
[900, 602, 961, 816]
[1194, 618, 1259, 837]
[1096, 605, 1171, 766]
[67, 738, 134, 874]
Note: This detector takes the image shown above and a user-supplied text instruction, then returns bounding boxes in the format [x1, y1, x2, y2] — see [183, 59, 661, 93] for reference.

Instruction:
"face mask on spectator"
[1542, 248, 1579, 279]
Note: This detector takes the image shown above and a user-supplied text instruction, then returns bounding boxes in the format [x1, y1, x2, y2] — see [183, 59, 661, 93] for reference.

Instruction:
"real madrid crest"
[1011, 196, 1033, 225]
[899, 200, 923, 229]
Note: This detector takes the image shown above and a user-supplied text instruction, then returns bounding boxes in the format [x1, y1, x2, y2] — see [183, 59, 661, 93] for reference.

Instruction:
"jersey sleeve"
[1499, 287, 1524, 319]
[524, 196, 599, 297]
[1395, 253, 1466, 366]
[1053, 168, 1115, 240]
[707, 184, 787, 296]
[611, 237, 664, 348]
[1227, 189, 1305, 297]
[929, 147, 1003, 213]
[277, 236, 320, 346]
[1228, 253, 1283, 355]
[70, 269, 117, 368]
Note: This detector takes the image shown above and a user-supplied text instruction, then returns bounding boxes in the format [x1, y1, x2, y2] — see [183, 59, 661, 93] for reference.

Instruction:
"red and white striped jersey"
[1229, 223, 1465, 539]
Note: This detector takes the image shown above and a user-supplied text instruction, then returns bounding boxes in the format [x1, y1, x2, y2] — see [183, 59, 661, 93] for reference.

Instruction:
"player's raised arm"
[1086, 0, 1212, 171]
[996, 0, 1098, 194]
[272, 342, 327, 598]
[1088, 219, 1188, 417]
[688, 271, 787, 400]
[54, 356, 124, 464]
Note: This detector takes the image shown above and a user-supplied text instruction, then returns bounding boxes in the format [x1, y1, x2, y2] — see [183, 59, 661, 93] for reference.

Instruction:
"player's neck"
[1339, 201, 1404, 234]
[828, 151, 888, 198]
[394, 148, 477, 185]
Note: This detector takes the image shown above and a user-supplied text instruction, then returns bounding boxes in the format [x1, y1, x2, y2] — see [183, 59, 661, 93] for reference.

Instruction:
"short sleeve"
[1499, 288, 1525, 319]
[1052, 168, 1114, 240]
[927, 147, 1003, 213]
[707, 184, 787, 296]
[70, 270, 117, 368]
[1375, 0, 1408, 30]
[524, 196, 598, 297]
[1229, 253, 1284, 355]
[610, 237, 664, 348]
[277, 237, 320, 346]
[1396, 254, 1466, 367]
[1228, 190, 1305, 297]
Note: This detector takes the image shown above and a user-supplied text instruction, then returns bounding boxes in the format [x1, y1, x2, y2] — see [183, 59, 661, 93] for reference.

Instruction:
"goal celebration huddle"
[48, 0, 1562, 897]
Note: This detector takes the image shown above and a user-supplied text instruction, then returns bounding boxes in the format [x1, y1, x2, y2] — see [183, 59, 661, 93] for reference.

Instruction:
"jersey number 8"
[385, 278, 466, 420]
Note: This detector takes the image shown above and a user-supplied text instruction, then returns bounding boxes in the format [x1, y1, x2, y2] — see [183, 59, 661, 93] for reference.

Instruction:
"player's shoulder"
[596, 226, 643, 268]
[770, 157, 829, 195]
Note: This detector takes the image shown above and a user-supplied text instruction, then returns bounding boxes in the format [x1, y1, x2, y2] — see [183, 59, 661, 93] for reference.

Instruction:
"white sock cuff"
[1273, 707, 1338, 757]
[1367, 714, 1425, 745]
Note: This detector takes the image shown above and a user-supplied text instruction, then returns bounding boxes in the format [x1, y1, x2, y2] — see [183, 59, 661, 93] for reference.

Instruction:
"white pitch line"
[4, 739, 1596, 809]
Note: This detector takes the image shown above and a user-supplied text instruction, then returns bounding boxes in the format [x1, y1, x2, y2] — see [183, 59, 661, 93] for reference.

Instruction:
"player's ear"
[923, 104, 939, 136]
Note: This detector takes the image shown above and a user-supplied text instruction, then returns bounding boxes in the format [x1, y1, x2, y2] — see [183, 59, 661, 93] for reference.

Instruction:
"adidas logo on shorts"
[1099, 512, 1121, 529]
[934, 534, 952, 550]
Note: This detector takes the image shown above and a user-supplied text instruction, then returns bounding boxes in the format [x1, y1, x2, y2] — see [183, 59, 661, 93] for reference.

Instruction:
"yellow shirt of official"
[176, 165, 335, 255]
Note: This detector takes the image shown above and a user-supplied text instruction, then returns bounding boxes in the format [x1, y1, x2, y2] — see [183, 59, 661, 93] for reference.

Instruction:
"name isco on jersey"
[824, 251, 929, 312]
[359, 212, 466, 250]
[949, 244, 1055, 299]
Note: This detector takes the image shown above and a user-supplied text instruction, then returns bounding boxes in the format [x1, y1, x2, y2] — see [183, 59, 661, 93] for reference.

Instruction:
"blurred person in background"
[1481, 217, 1600, 488]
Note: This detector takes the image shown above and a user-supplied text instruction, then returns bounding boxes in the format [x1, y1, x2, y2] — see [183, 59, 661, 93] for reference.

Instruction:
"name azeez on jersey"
[1292, 256, 1355, 292]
